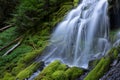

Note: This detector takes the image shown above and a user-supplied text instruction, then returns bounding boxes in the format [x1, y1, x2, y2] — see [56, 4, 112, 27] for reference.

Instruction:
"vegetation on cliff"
[0, 0, 73, 79]
[0, 0, 120, 80]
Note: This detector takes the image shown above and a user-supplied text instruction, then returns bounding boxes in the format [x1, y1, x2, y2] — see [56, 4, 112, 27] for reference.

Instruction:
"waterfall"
[41, 0, 110, 69]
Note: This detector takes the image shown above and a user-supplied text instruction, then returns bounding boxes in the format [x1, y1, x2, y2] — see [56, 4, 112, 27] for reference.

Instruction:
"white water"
[42, 0, 110, 69]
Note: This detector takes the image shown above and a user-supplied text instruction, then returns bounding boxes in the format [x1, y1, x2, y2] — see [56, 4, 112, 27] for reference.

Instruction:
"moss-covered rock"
[35, 60, 84, 80]
[19, 49, 44, 64]
[52, 70, 68, 80]
[39, 60, 61, 76]
[84, 46, 120, 80]
[84, 57, 111, 80]
[88, 59, 100, 69]
[107, 47, 120, 59]
[65, 67, 84, 80]
[16, 62, 40, 80]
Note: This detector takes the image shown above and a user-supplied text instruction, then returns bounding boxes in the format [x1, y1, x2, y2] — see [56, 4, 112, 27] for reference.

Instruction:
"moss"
[51, 2, 73, 27]
[35, 76, 52, 80]
[52, 70, 68, 80]
[84, 47, 120, 80]
[19, 49, 43, 64]
[3, 72, 15, 80]
[35, 60, 84, 80]
[113, 49, 119, 59]
[65, 67, 84, 80]
[16, 62, 40, 80]
[107, 47, 120, 59]
[57, 64, 68, 71]
[89, 59, 100, 69]
[40, 60, 61, 75]
[74, 0, 79, 7]
[11, 63, 26, 75]
[84, 57, 111, 80]
[35, 60, 61, 80]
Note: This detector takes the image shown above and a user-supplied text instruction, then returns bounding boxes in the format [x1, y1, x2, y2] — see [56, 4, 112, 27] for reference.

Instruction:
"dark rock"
[108, 0, 120, 29]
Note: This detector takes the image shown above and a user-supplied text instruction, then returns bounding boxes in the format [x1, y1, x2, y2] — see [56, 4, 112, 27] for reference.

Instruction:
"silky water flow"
[41, 0, 110, 69]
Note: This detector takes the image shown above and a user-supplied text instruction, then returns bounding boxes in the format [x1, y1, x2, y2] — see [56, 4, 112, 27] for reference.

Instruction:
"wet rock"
[100, 61, 120, 80]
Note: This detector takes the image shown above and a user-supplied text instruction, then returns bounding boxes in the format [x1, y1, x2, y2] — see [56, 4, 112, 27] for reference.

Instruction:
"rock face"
[108, 0, 120, 29]
[101, 60, 120, 80]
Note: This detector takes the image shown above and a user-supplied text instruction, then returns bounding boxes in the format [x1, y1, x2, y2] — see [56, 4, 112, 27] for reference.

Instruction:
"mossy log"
[0, 25, 12, 32]
[84, 46, 120, 80]
[16, 62, 41, 80]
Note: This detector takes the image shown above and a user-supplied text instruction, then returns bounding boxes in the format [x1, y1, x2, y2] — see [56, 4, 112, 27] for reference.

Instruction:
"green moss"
[3, 72, 15, 80]
[11, 63, 26, 75]
[65, 67, 84, 80]
[84, 57, 111, 80]
[84, 46, 120, 80]
[35, 60, 84, 80]
[35, 60, 61, 80]
[113, 49, 119, 59]
[35, 76, 52, 80]
[16, 62, 40, 80]
[52, 70, 68, 80]
[107, 47, 120, 59]
[19, 49, 44, 64]
[89, 59, 100, 69]
[51, 2, 73, 27]
[57, 64, 68, 71]
[40, 60, 61, 75]
[74, 0, 79, 7]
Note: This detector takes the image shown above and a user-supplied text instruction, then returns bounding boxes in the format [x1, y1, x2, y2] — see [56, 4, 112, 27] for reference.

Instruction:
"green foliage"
[0, 44, 32, 66]
[12, 0, 72, 33]
[51, 2, 73, 27]
[0, 0, 18, 27]
[18, 48, 45, 64]
[16, 62, 40, 80]
[0, 27, 16, 49]
[11, 63, 26, 75]
[3, 72, 15, 80]
[0, 0, 73, 79]
[11, 46, 46, 76]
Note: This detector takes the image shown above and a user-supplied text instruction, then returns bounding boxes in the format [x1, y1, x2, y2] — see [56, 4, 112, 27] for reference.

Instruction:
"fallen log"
[2, 39, 22, 56]
[0, 36, 22, 51]
[0, 25, 12, 32]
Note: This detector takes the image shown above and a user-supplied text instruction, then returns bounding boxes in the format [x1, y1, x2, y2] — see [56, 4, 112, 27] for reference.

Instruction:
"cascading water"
[41, 0, 110, 69]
